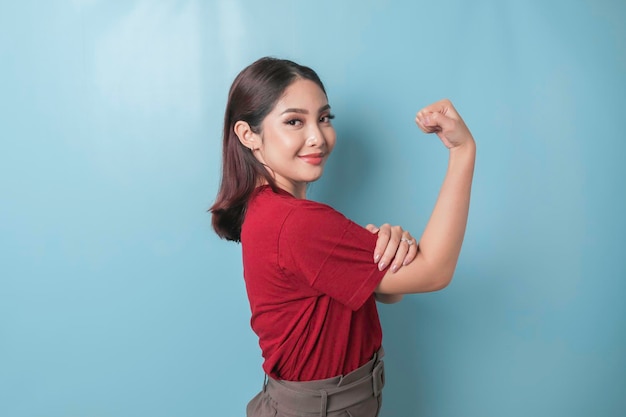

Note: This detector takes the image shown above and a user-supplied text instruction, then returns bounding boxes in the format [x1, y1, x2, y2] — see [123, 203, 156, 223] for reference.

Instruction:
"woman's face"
[255, 78, 336, 198]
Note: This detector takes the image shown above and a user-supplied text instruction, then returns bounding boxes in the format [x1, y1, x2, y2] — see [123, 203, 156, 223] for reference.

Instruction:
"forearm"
[418, 142, 476, 283]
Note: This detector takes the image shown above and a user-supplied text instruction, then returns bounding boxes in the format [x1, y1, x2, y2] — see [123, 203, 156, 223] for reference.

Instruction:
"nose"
[306, 135, 317, 146]
[306, 126, 325, 147]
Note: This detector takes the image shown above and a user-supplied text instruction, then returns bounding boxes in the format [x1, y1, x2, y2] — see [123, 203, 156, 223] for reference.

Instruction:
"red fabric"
[241, 186, 386, 381]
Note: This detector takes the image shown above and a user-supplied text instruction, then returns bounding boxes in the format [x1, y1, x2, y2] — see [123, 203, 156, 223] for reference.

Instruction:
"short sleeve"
[278, 202, 386, 311]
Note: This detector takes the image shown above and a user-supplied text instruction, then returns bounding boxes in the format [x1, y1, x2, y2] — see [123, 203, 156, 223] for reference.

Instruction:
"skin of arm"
[375, 293, 404, 303]
[375, 99, 476, 295]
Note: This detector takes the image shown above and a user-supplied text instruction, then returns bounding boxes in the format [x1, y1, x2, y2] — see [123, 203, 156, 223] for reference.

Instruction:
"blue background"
[1, 1, 625, 416]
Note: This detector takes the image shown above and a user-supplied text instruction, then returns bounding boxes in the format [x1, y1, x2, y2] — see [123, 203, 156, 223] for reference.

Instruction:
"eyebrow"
[280, 104, 331, 115]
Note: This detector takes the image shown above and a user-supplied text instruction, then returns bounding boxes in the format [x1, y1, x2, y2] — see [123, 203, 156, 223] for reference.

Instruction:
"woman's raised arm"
[376, 99, 476, 295]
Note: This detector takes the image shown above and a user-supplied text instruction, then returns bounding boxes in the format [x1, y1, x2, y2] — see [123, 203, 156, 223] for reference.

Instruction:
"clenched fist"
[415, 99, 475, 150]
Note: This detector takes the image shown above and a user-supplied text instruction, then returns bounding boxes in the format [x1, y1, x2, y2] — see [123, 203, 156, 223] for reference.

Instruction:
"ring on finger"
[401, 237, 414, 246]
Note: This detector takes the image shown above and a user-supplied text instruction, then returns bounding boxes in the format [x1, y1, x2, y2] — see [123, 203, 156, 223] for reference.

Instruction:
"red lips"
[298, 153, 325, 165]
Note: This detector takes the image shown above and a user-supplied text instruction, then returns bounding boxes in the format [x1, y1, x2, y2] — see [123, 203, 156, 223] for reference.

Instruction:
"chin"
[306, 172, 325, 183]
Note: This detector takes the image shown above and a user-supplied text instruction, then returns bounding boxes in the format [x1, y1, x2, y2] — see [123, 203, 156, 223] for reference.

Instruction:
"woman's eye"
[320, 114, 335, 123]
[285, 119, 302, 126]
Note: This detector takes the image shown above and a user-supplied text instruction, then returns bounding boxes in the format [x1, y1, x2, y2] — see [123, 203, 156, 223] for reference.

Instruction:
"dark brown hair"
[210, 57, 327, 241]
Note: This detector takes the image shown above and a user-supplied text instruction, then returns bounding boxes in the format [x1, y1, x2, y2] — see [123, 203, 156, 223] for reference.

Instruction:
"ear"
[234, 121, 260, 151]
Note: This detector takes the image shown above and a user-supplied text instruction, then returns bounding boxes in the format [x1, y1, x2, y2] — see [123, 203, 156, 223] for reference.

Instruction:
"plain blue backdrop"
[1, 0, 624, 416]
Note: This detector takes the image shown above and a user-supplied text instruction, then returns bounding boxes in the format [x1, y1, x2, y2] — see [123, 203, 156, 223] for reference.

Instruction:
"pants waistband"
[264, 347, 385, 417]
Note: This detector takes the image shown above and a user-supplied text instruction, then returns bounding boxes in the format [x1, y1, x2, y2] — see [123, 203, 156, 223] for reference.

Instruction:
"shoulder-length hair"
[210, 57, 327, 242]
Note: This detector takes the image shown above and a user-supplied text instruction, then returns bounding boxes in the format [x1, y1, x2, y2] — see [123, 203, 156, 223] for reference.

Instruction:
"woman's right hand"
[415, 99, 475, 150]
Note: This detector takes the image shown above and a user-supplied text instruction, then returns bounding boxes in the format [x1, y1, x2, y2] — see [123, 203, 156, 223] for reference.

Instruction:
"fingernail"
[403, 259, 409, 266]
[374, 254, 381, 263]
[391, 264, 398, 273]
[423, 116, 430, 126]
[378, 262, 386, 271]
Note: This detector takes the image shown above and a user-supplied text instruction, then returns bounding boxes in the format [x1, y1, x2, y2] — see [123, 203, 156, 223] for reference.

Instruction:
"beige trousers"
[246, 348, 384, 417]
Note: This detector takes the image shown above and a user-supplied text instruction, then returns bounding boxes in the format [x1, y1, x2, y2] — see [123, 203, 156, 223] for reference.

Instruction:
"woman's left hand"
[366, 223, 418, 273]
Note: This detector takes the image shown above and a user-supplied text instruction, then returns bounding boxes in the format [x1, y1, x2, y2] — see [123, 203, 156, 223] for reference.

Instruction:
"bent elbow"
[431, 279, 450, 292]
[430, 270, 454, 292]
[375, 293, 404, 304]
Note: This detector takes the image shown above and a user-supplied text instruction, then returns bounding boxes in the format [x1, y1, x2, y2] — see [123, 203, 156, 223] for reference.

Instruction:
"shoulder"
[244, 187, 349, 240]
[283, 198, 349, 232]
[250, 186, 347, 221]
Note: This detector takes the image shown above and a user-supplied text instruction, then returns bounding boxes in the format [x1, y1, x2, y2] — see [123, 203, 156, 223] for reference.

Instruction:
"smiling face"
[252, 78, 336, 198]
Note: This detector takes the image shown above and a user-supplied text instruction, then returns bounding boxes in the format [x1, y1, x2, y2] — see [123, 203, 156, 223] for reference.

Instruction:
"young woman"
[210, 57, 475, 417]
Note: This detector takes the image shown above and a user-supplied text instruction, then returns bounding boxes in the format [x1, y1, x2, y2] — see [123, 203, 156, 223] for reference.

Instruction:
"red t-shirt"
[241, 186, 386, 381]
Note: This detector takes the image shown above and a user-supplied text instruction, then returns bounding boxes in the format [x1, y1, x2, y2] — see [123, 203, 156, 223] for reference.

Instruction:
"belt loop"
[372, 361, 385, 397]
[320, 390, 328, 417]
[263, 374, 268, 393]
